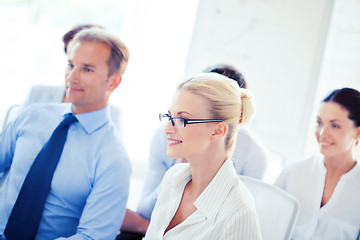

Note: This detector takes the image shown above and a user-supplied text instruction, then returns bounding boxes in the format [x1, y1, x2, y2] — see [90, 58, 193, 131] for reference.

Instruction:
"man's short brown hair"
[71, 28, 129, 77]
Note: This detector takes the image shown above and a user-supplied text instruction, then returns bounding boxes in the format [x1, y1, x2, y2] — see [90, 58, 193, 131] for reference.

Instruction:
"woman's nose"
[164, 119, 175, 135]
[319, 126, 328, 136]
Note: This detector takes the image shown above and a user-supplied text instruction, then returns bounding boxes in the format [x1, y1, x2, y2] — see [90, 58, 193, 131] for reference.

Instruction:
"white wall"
[304, 0, 360, 159]
[184, 0, 336, 162]
[114, 0, 200, 165]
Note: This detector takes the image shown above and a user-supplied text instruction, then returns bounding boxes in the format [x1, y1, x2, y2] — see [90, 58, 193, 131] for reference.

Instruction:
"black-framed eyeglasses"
[159, 113, 224, 128]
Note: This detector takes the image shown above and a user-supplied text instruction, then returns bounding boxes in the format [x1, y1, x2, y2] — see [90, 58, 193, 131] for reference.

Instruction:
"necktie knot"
[60, 114, 78, 128]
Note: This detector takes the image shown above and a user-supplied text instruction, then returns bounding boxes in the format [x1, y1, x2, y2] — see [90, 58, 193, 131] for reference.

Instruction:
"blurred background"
[0, 0, 359, 209]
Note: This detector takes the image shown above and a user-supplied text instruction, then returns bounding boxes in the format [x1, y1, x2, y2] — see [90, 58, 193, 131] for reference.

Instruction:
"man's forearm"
[120, 209, 150, 235]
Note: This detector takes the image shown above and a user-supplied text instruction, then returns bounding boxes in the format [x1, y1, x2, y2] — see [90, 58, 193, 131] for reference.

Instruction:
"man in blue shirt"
[0, 28, 131, 239]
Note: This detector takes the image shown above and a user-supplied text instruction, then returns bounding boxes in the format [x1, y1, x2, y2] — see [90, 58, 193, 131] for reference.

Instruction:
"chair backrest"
[239, 175, 299, 240]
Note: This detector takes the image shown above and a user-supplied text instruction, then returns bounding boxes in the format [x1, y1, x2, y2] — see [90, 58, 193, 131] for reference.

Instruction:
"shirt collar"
[172, 163, 192, 190]
[319, 154, 360, 178]
[193, 158, 238, 224]
[342, 160, 360, 180]
[63, 104, 110, 134]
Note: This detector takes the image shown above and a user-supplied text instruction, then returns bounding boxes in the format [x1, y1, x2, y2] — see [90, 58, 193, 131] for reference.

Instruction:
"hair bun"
[239, 89, 255, 124]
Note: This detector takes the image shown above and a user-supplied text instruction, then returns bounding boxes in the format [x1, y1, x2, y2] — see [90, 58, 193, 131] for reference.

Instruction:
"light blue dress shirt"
[4, 84, 123, 139]
[0, 103, 131, 240]
[137, 124, 268, 220]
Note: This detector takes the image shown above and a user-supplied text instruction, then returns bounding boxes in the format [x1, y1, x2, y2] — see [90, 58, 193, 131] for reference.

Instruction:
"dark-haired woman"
[275, 87, 360, 239]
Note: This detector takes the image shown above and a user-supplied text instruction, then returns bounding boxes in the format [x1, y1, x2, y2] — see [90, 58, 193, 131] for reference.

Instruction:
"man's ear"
[210, 122, 227, 142]
[108, 73, 122, 92]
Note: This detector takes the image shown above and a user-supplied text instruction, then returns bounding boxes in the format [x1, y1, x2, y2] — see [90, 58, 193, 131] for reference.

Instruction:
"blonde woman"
[144, 73, 261, 239]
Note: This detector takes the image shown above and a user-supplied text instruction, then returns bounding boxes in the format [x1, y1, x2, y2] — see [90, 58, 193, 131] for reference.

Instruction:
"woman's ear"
[211, 122, 227, 142]
[355, 126, 360, 144]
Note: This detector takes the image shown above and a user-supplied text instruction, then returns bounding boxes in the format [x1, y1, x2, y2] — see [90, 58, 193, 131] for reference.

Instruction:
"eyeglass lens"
[159, 114, 185, 128]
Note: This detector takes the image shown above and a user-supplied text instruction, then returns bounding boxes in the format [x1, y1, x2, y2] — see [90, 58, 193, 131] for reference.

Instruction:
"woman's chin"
[167, 151, 180, 160]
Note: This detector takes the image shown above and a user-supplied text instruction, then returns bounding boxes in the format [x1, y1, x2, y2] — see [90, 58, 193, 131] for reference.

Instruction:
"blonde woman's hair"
[178, 73, 255, 153]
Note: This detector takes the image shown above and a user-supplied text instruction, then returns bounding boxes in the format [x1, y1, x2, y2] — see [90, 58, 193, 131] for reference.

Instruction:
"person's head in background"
[203, 63, 247, 89]
[65, 28, 129, 114]
[316, 87, 360, 160]
[164, 73, 254, 161]
[62, 24, 105, 54]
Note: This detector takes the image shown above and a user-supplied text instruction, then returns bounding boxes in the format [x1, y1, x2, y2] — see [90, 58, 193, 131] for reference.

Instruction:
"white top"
[18, 84, 123, 137]
[144, 158, 262, 240]
[137, 125, 269, 220]
[275, 154, 360, 240]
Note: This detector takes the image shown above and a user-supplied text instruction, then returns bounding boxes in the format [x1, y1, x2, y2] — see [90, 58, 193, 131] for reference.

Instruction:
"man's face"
[65, 41, 118, 114]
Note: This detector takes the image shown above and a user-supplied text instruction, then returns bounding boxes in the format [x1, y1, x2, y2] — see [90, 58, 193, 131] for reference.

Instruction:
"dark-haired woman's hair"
[322, 87, 360, 127]
[203, 64, 247, 89]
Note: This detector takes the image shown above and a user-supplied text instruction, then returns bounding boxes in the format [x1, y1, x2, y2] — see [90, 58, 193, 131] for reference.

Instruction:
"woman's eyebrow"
[177, 111, 193, 117]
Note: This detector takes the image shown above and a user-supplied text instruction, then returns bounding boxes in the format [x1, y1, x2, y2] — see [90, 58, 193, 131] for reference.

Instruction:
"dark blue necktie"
[4, 113, 78, 240]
